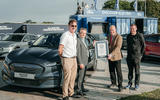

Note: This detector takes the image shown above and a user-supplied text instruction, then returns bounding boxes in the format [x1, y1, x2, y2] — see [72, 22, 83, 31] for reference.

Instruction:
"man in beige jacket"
[107, 25, 123, 92]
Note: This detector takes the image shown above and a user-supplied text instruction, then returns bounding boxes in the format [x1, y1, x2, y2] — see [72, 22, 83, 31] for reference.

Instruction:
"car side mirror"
[28, 41, 33, 46]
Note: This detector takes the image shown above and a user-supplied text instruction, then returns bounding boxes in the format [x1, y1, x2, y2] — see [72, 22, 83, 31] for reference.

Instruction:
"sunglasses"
[71, 25, 77, 27]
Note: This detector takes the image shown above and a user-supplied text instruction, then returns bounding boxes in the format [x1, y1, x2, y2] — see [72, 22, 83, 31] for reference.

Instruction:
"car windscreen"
[32, 34, 61, 48]
[2, 34, 24, 42]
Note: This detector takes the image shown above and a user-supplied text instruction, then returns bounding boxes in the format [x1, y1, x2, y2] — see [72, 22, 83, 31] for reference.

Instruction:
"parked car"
[0, 33, 40, 57]
[1, 33, 96, 88]
[143, 34, 160, 59]
[0, 33, 7, 40]
[121, 34, 128, 49]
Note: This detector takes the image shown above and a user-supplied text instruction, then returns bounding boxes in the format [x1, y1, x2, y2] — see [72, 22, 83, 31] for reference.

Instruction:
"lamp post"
[145, 0, 146, 17]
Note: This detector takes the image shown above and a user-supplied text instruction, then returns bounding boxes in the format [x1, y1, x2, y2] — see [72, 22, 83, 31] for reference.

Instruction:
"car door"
[145, 36, 156, 55]
[154, 36, 160, 56]
[147, 36, 159, 55]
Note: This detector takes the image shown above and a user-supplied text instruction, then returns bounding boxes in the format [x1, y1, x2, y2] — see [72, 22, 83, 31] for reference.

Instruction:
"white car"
[0, 33, 40, 57]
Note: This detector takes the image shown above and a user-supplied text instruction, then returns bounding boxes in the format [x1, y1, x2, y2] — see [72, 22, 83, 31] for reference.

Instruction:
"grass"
[119, 89, 160, 100]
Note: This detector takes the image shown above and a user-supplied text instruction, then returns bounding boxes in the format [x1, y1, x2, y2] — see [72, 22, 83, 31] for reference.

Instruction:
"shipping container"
[22, 24, 68, 34]
[0, 23, 23, 33]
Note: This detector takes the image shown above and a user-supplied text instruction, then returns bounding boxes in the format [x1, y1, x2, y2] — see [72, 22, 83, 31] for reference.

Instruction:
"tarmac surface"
[0, 50, 160, 100]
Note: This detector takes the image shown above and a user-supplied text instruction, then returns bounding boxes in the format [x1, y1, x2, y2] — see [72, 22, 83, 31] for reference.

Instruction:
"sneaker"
[135, 85, 139, 91]
[107, 84, 117, 88]
[125, 84, 131, 89]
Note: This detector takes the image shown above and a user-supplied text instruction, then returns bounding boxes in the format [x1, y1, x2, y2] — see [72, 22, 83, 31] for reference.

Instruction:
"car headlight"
[8, 44, 15, 52]
[5, 56, 11, 65]
[45, 62, 57, 67]
[45, 62, 60, 72]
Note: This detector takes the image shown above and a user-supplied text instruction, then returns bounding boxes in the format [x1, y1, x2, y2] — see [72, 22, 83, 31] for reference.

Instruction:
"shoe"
[135, 85, 139, 91]
[118, 87, 123, 92]
[125, 84, 132, 89]
[107, 84, 117, 88]
[63, 96, 69, 100]
[77, 91, 86, 96]
[82, 88, 89, 92]
[70, 94, 81, 98]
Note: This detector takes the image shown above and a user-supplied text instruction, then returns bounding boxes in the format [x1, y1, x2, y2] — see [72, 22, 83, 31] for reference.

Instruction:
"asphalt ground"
[0, 50, 160, 100]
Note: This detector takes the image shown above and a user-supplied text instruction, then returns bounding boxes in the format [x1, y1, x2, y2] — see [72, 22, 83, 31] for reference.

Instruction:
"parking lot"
[0, 50, 160, 100]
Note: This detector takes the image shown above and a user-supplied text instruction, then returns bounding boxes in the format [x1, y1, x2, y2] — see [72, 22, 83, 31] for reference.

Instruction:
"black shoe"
[77, 91, 86, 96]
[82, 88, 89, 92]
[107, 84, 117, 88]
[63, 96, 69, 100]
[70, 94, 81, 98]
[118, 87, 123, 92]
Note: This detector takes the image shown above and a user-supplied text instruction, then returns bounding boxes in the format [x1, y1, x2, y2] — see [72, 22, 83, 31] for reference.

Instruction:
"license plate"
[14, 72, 35, 79]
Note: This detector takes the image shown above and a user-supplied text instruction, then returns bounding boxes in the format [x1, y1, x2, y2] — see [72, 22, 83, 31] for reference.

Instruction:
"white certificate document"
[97, 43, 107, 57]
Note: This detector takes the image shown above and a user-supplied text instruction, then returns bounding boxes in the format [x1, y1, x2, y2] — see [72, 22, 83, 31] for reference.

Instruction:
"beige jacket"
[108, 34, 123, 61]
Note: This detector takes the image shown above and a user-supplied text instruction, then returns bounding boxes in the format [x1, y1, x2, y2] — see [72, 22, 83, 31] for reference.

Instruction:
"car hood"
[0, 41, 17, 48]
[7, 47, 60, 65]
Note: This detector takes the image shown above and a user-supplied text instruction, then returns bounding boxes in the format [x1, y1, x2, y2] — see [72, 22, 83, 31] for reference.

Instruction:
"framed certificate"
[95, 40, 109, 59]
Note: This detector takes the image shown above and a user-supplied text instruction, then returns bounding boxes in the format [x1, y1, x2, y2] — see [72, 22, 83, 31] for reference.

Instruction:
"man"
[107, 25, 123, 92]
[58, 19, 78, 100]
[126, 24, 145, 90]
[76, 28, 89, 96]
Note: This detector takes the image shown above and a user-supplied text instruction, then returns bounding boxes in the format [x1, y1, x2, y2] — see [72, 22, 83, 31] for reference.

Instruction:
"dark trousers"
[127, 60, 140, 86]
[108, 60, 123, 87]
[76, 66, 87, 92]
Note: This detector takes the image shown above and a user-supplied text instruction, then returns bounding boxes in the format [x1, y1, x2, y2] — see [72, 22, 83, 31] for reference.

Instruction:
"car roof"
[5, 33, 35, 35]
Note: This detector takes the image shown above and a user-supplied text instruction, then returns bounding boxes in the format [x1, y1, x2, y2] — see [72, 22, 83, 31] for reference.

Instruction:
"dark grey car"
[0, 33, 39, 57]
[121, 34, 128, 49]
[1, 33, 96, 88]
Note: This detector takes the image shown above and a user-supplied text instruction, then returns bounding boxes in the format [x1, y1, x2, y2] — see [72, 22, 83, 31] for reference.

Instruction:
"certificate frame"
[95, 40, 109, 59]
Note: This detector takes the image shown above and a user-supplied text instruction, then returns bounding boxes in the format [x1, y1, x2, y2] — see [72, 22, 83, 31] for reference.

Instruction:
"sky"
[0, 0, 107, 24]
[0, 0, 159, 24]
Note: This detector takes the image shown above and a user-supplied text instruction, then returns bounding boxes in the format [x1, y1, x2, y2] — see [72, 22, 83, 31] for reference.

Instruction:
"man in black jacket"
[126, 24, 145, 90]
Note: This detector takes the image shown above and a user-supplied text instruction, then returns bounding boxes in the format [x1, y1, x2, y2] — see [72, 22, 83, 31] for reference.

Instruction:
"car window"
[145, 36, 158, 43]
[2, 34, 24, 42]
[23, 35, 38, 42]
[23, 35, 31, 42]
[158, 36, 160, 43]
[32, 33, 61, 48]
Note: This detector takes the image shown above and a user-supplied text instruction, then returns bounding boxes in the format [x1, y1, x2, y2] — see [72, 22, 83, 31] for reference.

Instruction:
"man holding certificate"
[107, 25, 123, 92]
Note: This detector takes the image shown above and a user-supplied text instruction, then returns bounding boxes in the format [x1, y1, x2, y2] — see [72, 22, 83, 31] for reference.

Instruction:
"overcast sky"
[0, 0, 159, 24]
[0, 0, 108, 24]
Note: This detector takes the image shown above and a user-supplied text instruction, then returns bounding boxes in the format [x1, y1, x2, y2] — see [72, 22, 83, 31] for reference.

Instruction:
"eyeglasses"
[71, 25, 77, 28]
[80, 32, 86, 34]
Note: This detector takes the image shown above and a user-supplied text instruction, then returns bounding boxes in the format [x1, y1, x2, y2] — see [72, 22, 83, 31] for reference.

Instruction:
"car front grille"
[14, 78, 40, 86]
[10, 63, 43, 74]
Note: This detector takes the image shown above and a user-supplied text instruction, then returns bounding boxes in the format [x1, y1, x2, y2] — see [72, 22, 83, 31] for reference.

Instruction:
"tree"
[103, 0, 131, 10]
[103, 0, 160, 32]
[24, 20, 36, 24]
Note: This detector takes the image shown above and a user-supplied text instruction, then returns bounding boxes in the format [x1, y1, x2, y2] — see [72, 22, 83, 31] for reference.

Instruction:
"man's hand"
[108, 54, 112, 60]
[93, 40, 96, 47]
[58, 44, 64, 57]
[79, 64, 85, 69]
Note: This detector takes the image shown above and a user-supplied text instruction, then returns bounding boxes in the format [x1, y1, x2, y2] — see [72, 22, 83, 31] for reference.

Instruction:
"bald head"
[110, 25, 117, 36]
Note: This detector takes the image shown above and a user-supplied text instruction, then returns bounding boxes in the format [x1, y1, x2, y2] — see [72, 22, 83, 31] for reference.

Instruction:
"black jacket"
[127, 32, 145, 62]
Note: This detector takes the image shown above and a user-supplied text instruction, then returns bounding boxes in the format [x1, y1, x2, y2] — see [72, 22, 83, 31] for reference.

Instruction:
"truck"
[70, 8, 158, 40]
